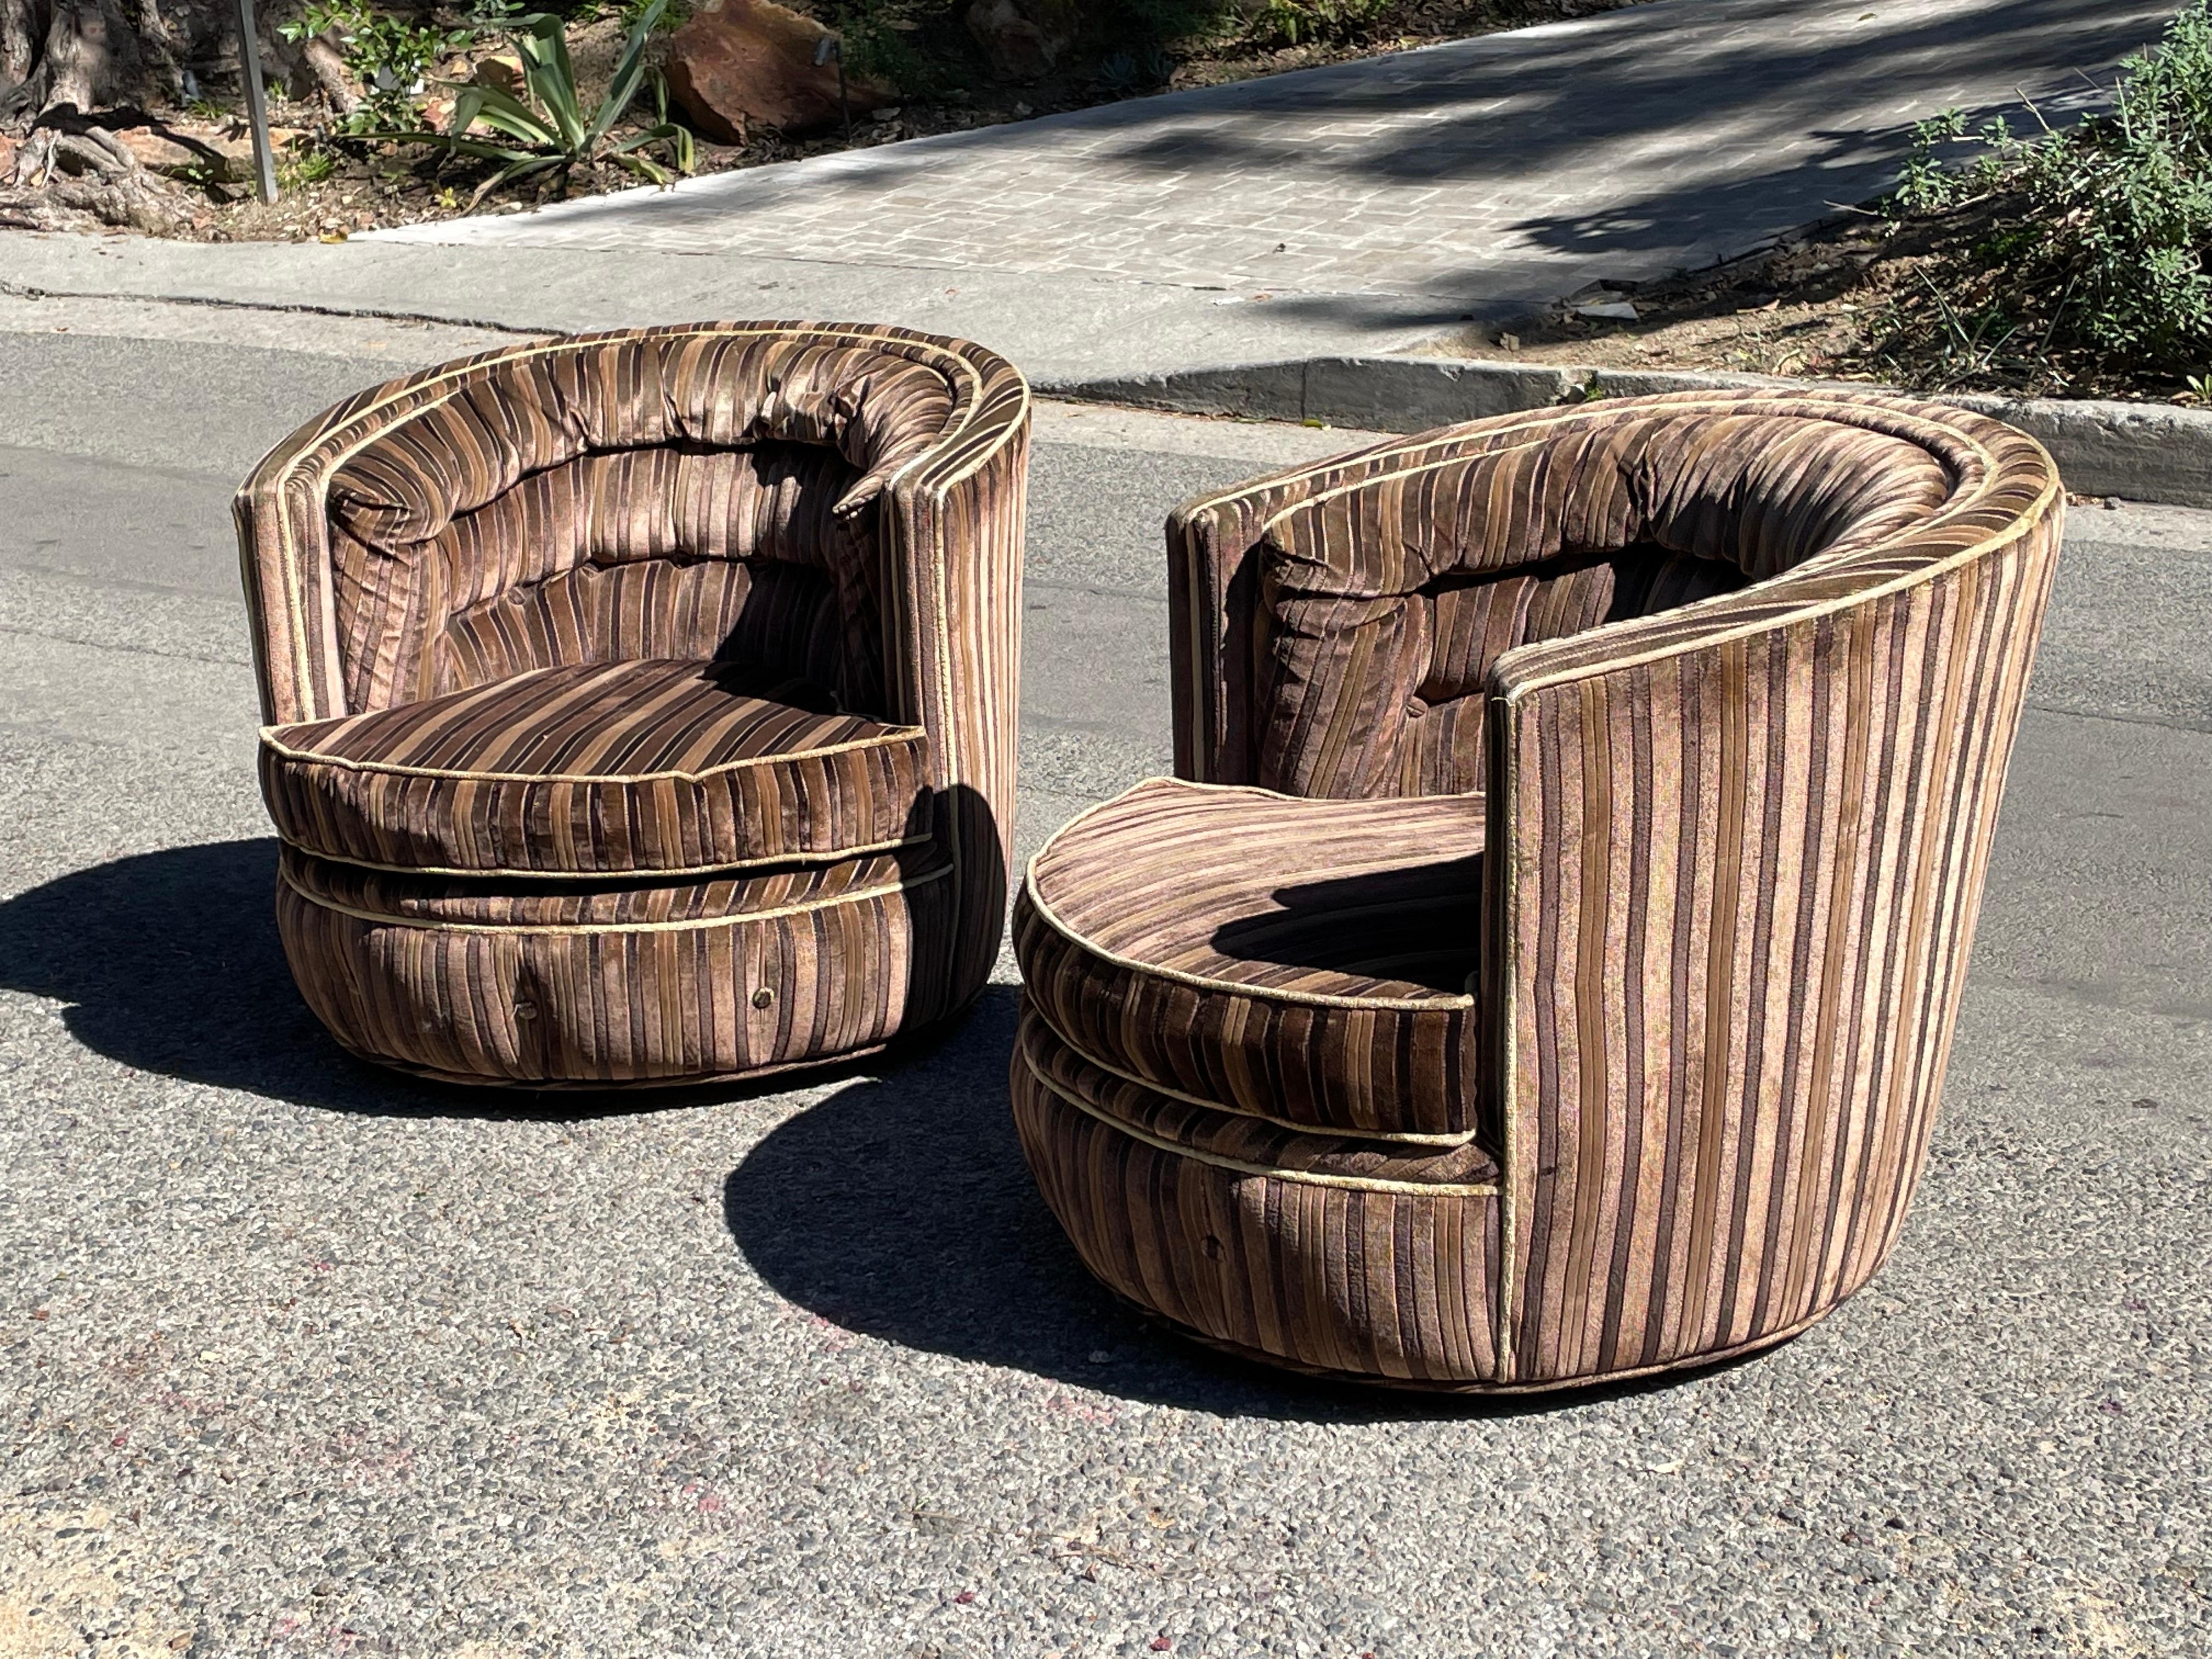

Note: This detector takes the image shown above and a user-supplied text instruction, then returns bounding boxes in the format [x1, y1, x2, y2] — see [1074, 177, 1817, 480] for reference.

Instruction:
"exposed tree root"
[0, 113, 184, 230]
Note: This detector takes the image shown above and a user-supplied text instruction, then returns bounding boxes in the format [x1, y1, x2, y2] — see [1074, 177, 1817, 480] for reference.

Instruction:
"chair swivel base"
[276, 841, 963, 1089]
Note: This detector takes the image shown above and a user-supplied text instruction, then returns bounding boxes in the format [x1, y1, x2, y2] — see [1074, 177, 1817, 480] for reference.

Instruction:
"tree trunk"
[2, 0, 44, 94]
[1, 0, 183, 128]
[0, 0, 216, 230]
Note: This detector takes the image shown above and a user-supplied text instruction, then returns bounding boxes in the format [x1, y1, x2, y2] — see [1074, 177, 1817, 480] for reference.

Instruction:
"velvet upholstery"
[239, 323, 1029, 1087]
[1011, 390, 2062, 1390]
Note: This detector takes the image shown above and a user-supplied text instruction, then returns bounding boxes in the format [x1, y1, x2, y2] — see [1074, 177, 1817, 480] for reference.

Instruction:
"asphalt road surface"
[0, 296, 2205, 1658]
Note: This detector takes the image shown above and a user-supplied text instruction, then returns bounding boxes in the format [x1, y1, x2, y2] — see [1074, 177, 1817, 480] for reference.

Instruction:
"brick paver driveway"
[380, 0, 2171, 320]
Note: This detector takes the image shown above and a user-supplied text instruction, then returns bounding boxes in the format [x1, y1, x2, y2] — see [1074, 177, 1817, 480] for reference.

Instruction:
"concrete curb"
[1048, 356, 2212, 508]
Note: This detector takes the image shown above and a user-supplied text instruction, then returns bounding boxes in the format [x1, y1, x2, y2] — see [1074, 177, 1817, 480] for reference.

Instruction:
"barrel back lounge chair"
[1011, 389, 2061, 1391]
[239, 322, 1028, 1088]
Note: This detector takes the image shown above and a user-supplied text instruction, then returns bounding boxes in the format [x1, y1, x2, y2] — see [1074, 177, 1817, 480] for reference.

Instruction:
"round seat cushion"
[259, 658, 931, 877]
[1013, 777, 1486, 1143]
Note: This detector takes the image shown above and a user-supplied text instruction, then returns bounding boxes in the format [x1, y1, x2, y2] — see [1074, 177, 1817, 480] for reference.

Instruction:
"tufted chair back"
[307, 332, 961, 721]
[240, 324, 1032, 1011]
[1249, 409, 1954, 798]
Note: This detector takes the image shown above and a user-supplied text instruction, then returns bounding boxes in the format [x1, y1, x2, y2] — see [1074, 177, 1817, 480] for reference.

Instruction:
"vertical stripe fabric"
[236, 323, 1029, 1088]
[1018, 390, 2061, 1390]
[1010, 1011, 1504, 1385]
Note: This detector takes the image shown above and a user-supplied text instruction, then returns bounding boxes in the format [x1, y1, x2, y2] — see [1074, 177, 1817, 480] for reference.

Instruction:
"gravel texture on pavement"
[0, 300, 2205, 1658]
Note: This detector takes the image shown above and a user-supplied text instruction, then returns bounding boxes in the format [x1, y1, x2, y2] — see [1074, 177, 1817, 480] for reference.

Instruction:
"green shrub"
[1105, 0, 1234, 41]
[280, 1, 476, 132]
[826, 3, 934, 94]
[277, 141, 340, 189]
[616, 0, 689, 29]
[1251, 0, 1390, 47]
[1102, 0, 1387, 52]
[1891, 0, 2212, 367]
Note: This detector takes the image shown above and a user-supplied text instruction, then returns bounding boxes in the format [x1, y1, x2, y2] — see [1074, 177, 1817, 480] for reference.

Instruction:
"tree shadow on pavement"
[724, 984, 1774, 1421]
[611, 0, 2162, 334]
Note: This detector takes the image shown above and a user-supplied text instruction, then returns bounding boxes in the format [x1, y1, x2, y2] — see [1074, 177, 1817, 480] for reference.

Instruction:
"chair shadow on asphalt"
[0, 836, 695, 1120]
[728, 985, 1397, 1423]
[724, 984, 1780, 1421]
[0, 838, 1772, 1417]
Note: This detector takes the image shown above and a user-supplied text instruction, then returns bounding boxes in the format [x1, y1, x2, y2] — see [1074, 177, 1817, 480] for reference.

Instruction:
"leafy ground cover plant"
[278, 0, 478, 132]
[1874, 0, 2212, 388]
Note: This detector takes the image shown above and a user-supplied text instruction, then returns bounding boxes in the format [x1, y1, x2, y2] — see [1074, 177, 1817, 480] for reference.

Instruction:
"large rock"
[964, 0, 1079, 81]
[664, 0, 896, 143]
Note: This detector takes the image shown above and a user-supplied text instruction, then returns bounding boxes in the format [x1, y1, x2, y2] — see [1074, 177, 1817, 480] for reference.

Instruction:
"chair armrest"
[877, 351, 1032, 999]
[234, 374, 449, 726]
[1479, 464, 2062, 1384]
[878, 364, 1030, 829]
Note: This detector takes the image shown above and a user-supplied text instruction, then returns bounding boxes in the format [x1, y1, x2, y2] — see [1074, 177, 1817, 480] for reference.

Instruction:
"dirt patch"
[1438, 196, 2209, 407]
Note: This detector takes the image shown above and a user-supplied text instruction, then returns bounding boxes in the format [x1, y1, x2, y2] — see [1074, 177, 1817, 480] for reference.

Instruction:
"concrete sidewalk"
[0, 0, 2173, 381]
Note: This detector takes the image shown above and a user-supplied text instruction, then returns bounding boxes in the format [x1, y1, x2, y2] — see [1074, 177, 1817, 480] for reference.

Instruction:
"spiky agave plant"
[384, 0, 695, 209]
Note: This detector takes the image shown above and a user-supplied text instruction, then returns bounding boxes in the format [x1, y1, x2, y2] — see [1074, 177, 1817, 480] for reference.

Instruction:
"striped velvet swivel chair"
[238, 323, 1028, 1088]
[1012, 390, 2061, 1391]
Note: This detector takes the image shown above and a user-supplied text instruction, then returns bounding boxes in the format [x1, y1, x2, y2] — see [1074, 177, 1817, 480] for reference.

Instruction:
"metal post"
[813, 35, 851, 143]
[234, 0, 279, 203]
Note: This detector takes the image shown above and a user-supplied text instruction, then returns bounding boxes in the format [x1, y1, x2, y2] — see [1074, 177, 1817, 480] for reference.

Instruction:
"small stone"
[474, 54, 524, 98]
[1575, 301, 1639, 322]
